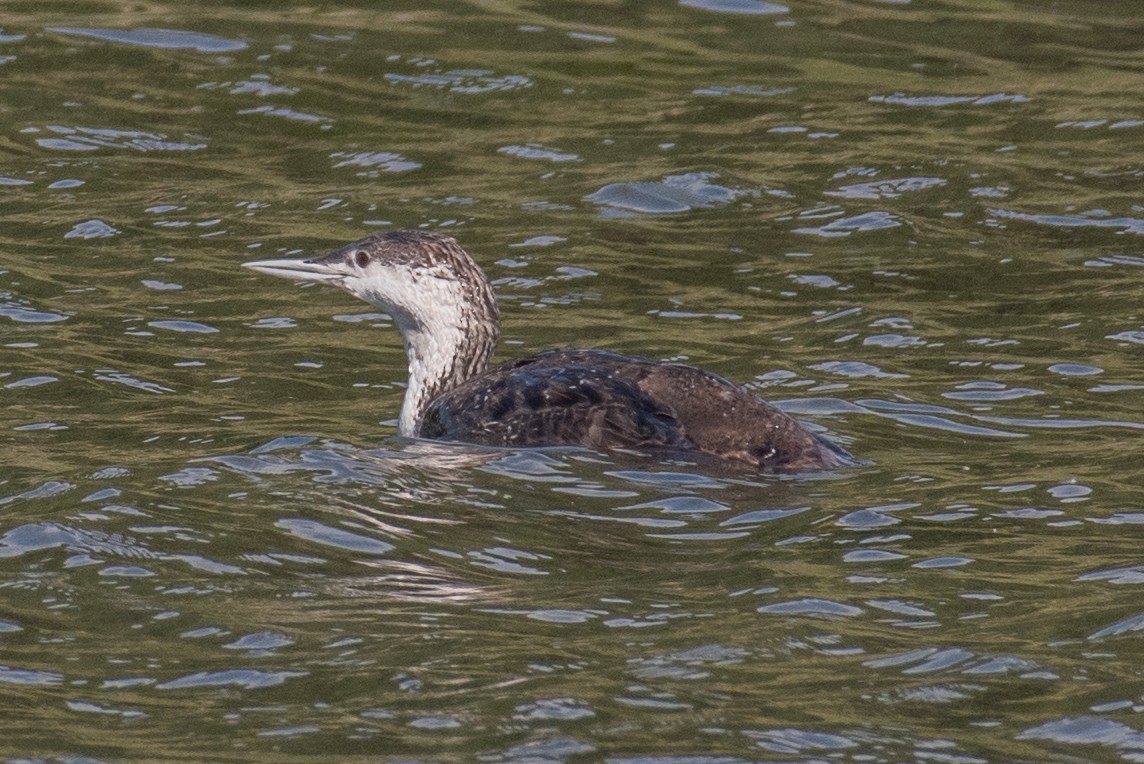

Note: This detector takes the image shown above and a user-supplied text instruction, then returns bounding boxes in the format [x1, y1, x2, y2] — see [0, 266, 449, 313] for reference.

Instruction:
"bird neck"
[395, 305, 499, 438]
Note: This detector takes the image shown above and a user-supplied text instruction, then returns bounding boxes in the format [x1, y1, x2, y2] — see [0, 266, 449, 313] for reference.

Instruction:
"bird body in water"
[243, 230, 852, 471]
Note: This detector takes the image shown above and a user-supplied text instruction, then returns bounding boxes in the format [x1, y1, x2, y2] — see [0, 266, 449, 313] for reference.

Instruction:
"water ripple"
[825, 176, 946, 200]
[869, 92, 1030, 107]
[385, 68, 532, 94]
[758, 598, 864, 618]
[147, 319, 219, 334]
[156, 669, 306, 691]
[586, 172, 755, 216]
[199, 77, 298, 97]
[48, 26, 246, 52]
[0, 296, 69, 323]
[330, 150, 421, 174]
[1019, 716, 1144, 758]
[0, 665, 64, 686]
[237, 105, 333, 127]
[33, 125, 207, 152]
[681, 0, 789, 15]
[746, 727, 858, 755]
[498, 144, 580, 162]
[693, 84, 794, 97]
[64, 219, 119, 239]
[792, 210, 902, 237]
[276, 518, 395, 556]
[989, 207, 1144, 235]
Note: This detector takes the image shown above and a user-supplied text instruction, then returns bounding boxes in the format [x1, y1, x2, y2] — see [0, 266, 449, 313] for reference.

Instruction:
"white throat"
[362, 271, 498, 438]
[396, 320, 471, 437]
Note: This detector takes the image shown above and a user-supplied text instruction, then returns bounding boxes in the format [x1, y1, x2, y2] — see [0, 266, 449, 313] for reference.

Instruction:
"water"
[2, 1, 1144, 760]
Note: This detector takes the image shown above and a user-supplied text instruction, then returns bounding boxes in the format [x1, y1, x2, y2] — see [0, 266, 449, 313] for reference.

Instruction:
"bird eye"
[353, 250, 370, 268]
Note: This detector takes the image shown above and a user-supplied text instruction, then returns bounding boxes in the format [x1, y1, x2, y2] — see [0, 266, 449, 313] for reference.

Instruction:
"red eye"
[354, 250, 370, 268]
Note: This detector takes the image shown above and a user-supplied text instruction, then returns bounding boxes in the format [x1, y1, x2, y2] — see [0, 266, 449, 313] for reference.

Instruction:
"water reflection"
[48, 26, 247, 52]
[586, 172, 756, 216]
[0, 417, 1140, 760]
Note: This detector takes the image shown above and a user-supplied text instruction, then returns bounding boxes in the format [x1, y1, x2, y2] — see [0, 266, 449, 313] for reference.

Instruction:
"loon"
[243, 230, 852, 471]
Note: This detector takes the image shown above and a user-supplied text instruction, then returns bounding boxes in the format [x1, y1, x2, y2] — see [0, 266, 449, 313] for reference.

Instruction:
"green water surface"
[1, 1, 1144, 761]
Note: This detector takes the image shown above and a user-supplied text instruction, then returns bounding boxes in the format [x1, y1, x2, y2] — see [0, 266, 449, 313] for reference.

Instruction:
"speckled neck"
[364, 234, 500, 437]
[398, 310, 498, 437]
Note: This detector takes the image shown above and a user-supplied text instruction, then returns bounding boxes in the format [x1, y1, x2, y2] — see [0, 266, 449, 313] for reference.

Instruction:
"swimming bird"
[243, 230, 852, 471]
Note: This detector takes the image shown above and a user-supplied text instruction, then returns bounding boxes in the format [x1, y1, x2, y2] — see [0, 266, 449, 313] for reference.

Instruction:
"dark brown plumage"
[421, 349, 851, 471]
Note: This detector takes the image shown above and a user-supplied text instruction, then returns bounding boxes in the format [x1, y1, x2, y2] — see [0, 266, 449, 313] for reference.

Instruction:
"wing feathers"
[419, 349, 850, 471]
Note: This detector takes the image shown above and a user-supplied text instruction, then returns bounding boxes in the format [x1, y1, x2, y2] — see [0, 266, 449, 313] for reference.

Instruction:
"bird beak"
[242, 255, 346, 284]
